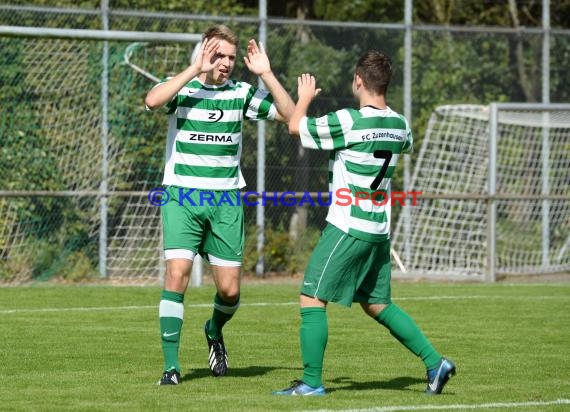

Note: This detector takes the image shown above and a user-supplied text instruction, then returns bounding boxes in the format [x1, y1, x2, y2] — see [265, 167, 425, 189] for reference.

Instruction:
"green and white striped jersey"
[161, 77, 276, 190]
[299, 105, 413, 242]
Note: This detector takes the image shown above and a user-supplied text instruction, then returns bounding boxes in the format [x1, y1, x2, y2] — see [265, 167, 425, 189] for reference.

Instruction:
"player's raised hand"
[297, 73, 321, 103]
[193, 37, 222, 73]
[243, 39, 271, 76]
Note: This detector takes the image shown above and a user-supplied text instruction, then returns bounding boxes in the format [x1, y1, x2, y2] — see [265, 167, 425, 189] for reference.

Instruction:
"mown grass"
[0, 282, 569, 411]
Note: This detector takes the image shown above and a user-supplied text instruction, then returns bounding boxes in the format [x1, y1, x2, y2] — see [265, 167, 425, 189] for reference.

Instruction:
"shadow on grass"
[326, 376, 425, 393]
[182, 366, 296, 381]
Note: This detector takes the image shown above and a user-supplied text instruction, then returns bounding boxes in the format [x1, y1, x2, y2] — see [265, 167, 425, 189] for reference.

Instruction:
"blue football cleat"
[426, 357, 456, 394]
[273, 380, 326, 396]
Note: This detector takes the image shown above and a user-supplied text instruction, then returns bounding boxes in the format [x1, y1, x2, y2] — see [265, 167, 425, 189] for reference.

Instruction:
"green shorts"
[301, 223, 392, 307]
[161, 186, 244, 262]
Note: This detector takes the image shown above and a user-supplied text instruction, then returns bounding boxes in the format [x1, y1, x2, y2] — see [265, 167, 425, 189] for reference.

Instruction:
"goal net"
[123, 41, 199, 83]
[3, 36, 568, 284]
[392, 104, 570, 279]
[0, 38, 199, 284]
[1, 38, 103, 282]
[106, 41, 201, 282]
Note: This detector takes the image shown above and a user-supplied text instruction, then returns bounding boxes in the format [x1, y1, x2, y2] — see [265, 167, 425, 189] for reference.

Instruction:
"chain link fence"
[1, 4, 569, 283]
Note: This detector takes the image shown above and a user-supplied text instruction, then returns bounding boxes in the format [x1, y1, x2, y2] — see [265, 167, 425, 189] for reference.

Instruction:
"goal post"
[392, 103, 570, 280]
[123, 41, 203, 84]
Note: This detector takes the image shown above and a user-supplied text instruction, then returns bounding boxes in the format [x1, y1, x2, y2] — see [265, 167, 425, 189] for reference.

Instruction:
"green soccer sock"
[159, 290, 184, 373]
[207, 294, 240, 340]
[375, 303, 442, 370]
[300, 307, 328, 388]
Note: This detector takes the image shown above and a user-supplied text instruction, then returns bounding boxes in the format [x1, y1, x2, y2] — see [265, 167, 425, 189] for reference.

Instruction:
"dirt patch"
[496, 272, 570, 283]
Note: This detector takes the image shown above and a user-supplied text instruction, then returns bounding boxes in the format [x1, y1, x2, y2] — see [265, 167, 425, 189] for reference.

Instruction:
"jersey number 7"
[370, 150, 393, 190]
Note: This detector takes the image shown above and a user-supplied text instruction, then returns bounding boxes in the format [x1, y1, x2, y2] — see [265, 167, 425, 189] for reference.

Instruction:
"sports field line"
[1, 294, 568, 314]
[301, 398, 570, 412]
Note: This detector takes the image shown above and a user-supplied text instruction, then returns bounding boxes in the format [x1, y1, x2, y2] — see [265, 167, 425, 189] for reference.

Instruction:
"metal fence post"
[99, 0, 109, 278]
[487, 103, 498, 282]
[541, 0, 551, 267]
[255, 0, 267, 277]
[402, 0, 413, 268]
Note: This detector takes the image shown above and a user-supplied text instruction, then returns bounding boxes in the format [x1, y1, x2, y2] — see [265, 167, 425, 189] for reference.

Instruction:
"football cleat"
[425, 357, 456, 394]
[157, 369, 180, 385]
[204, 320, 229, 377]
[272, 380, 326, 396]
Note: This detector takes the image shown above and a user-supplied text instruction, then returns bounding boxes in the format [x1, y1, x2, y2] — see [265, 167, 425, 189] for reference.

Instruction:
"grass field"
[1, 282, 569, 411]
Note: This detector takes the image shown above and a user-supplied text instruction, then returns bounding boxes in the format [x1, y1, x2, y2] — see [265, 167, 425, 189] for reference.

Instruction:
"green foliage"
[7, 0, 99, 7]
[0, 37, 102, 281]
[314, 0, 404, 22]
[113, 0, 256, 15]
[410, 30, 528, 165]
[1, 2, 569, 281]
[242, 223, 322, 275]
[551, 35, 570, 102]
[412, 0, 570, 29]
[261, 225, 291, 273]
[241, 223, 261, 273]
[287, 224, 322, 273]
[0, 233, 97, 282]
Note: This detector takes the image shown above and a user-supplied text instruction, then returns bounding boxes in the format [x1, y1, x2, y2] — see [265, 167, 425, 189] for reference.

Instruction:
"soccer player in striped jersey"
[273, 51, 455, 396]
[145, 25, 294, 385]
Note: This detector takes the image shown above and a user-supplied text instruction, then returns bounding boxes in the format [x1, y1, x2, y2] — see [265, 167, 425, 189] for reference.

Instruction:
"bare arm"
[243, 39, 294, 123]
[144, 38, 221, 110]
[259, 71, 294, 123]
[289, 73, 321, 137]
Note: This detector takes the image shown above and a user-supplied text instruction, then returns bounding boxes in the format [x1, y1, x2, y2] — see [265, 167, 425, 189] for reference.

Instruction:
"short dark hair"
[355, 51, 392, 95]
[202, 25, 238, 46]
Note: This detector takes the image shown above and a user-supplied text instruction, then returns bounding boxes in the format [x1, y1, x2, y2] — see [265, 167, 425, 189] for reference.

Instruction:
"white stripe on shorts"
[164, 249, 196, 260]
[209, 254, 242, 267]
[164, 249, 241, 267]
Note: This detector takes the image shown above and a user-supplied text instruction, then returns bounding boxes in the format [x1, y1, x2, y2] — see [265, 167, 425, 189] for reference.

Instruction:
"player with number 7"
[273, 51, 455, 396]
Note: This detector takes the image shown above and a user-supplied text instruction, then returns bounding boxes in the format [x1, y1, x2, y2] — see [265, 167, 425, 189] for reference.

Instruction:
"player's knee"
[218, 289, 240, 304]
[361, 302, 387, 318]
[166, 263, 191, 283]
